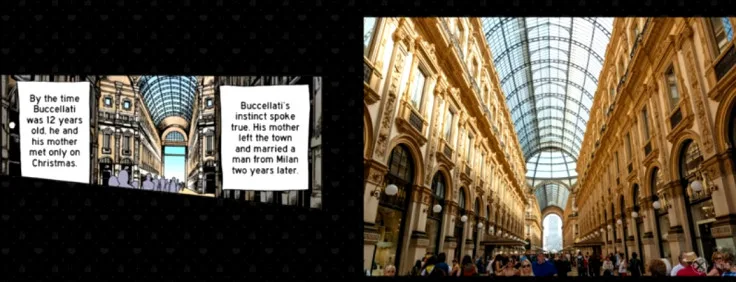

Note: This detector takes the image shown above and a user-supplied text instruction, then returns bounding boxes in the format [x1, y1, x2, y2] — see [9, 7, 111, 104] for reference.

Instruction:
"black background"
[1, 0, 734, 280]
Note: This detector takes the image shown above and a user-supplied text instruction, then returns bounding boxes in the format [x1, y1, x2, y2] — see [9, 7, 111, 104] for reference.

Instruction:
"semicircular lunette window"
[482, 17, 613, 211]
[165, 131, 186, 142]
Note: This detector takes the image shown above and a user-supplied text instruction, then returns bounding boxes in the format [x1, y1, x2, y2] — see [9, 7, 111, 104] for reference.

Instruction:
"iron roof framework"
[138, 76, 199, 127]
[482, 17, 612, 210]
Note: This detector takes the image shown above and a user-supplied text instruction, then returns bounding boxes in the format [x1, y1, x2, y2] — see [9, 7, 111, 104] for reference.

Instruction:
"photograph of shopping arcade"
[1, 75, 323, 209]
[363, 17, 736, 276]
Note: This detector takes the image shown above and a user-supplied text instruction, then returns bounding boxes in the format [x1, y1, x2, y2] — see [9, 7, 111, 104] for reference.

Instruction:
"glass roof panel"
[483, 17, 612, 211]
[138, 76, 199, 127]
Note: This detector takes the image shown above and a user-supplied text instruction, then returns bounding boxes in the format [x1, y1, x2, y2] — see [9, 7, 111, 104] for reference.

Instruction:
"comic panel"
[0, 75, 323, 209]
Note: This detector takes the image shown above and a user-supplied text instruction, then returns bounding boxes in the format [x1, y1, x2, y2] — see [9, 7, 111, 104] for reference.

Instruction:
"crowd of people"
[374, 248, 736, 277]
[106, 170, 184, 193]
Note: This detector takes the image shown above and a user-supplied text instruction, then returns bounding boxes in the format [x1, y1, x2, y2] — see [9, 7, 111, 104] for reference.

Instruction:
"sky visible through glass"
[163, 146, 186, 183]
[482, 17, 613, 211]
[543, 214, 563, 251]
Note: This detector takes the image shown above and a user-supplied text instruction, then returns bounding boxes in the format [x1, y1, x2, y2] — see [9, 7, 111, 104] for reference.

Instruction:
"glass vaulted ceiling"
[138, 76, 199, 127]
[482, 17, 613, 211]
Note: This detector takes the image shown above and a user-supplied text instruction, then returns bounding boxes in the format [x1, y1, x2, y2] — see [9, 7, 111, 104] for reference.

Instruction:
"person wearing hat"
[675, 252, 706, 276]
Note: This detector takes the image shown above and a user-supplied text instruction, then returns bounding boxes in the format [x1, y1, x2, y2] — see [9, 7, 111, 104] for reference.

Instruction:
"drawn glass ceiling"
[138, 76, 199, 128]
[482, 17, 613, 210]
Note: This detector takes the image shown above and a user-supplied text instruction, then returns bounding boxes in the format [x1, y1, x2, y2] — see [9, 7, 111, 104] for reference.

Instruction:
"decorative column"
[664, 180, 691, 258]
[444, 201, 459, 262]
[408, 186, 432, 267]
[133, 130, 140, 185]
[679, 25, 736, 249]
[703, 154, 736, 253]
[363, 160, 388, 272]
[1, 75, 8, 175]
[89, 76, 101, 184]
[114, 128, 122, 175]
[463, 211, 475, 258]
[639, 197, 659, 265]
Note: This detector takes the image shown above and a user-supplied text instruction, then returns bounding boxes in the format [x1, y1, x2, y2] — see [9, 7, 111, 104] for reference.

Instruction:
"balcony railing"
[439, 19, 497, 139]
[408, 111, 424, 133]
[363, 61, 373, 84]
[443, 142, 453, 158]
[617, 71, 628, 91]
[629, 19, 650, 60]
[715, 45, 736, 80]
[670, 108, 683, 129]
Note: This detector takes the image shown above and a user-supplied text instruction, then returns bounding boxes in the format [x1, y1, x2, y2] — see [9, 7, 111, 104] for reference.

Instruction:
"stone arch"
[541, 206, 564, 223]
[161, 127, 188, 144]
[534, 179, 572, 191]
[386, 134, 425, 187]
[457, 186, 471, 211]
[668, 131, 702, 182]
[645, 161, 663, 196]
[713, 85, 736, 152]
[474, 197, 482, 217]
[630, 182, 641, 210]
[364, 104, 374, 159]
[429, 165, 454, 196]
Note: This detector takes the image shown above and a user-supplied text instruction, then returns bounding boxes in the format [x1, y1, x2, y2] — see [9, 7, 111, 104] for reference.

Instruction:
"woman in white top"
[618, 258, 628, 276]
[602, 256, 615, 275]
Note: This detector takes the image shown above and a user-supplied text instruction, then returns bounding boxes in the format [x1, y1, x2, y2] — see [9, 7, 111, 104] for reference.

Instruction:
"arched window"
[455, 187, 468, 260]
[610, 203, 616, 248]
[678, 140, 716, 264]
[364, 17, 377, 55]
[632, 184, 644, 261]
[730, 107, 736, 149]
[473, 198, 481, 257]
[372, 145, 415, 272]
[709, 17, 734, 54]
[458, 188, 467, 210]
[165, 131, 185, 142]
[619, 195, 628, 258]
[426, 172, 447, 255]
[650, 167, 669, 259]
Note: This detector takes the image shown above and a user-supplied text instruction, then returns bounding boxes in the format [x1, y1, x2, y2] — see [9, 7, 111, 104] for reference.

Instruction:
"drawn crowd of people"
[106, 169, 184, 193]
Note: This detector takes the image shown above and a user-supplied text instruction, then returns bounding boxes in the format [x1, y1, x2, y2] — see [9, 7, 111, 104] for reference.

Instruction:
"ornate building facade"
[363, 17, 534, 275]
[526, 199, 543, 251]
[573, 17, 736, 270]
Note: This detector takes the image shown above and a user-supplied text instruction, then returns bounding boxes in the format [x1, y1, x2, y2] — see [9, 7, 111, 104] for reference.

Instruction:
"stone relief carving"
[425, 91, 442, 185]
[683, 43, 715, 155]
[373, 41, 407, 160]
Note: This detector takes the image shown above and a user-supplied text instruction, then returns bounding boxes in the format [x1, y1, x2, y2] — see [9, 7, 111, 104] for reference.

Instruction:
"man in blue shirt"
[435, 253, 451, 275]
[532, 253, 558, 277]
